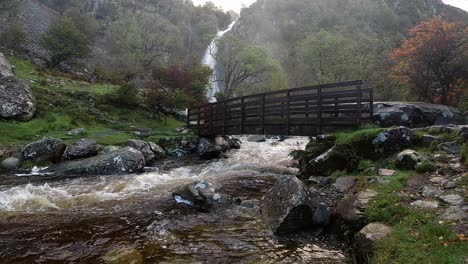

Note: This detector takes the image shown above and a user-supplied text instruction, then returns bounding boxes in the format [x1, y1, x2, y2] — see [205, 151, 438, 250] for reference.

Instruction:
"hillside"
[232, 0, 468, 100]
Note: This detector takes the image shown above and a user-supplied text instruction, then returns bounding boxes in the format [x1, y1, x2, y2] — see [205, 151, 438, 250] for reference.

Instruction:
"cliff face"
[0, 0, 59, 59]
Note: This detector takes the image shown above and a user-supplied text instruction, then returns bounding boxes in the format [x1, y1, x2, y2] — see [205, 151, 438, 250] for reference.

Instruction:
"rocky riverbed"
[0, 137, 351, 263]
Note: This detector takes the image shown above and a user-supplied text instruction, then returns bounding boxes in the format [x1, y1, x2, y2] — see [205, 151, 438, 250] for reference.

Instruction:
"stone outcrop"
[172, 180, 239, 211]
[21, 137, 66, 164]
[261, 176, 319, 235]
[63, 139, 101, 160]
[396, 150, 425, 170]
[354, 223, 392, 261]
[373, 102, 467, 128]
[196, 138, 222, 159]
[0, 53, 36, 121]
[124, 139, 166, 165]
[47, 147, 145, 176]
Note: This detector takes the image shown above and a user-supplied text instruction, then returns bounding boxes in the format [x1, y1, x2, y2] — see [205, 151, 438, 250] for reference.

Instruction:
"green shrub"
[105, 83, 139, 108]
[0, 25, 28, 50]
[358, 159, 375, 172]
[415, 161, 436, 173]
[460, 144, 468, 165]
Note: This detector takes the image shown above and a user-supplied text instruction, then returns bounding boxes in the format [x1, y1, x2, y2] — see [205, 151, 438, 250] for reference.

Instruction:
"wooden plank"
[241, 98, 245, 134]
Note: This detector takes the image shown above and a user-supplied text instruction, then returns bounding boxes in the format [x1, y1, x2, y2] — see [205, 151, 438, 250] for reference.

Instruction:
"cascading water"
[202, 21, 237, 103]
[0, 137, 351, 263]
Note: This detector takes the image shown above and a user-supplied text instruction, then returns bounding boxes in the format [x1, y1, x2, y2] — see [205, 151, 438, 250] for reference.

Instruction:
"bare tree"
[209, 36, 279, 99]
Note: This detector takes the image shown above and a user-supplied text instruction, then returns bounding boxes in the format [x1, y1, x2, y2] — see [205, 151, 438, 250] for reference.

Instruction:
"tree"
[389, 18, 468, 105]
[109, 13, 183, 72]
[145, 63, 212, 116]
[211, 36, 286, 99]
[41, 16, 91, 66]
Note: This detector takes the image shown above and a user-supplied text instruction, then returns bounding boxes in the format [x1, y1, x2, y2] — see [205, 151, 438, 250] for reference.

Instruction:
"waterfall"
[202, 20, 237, 103]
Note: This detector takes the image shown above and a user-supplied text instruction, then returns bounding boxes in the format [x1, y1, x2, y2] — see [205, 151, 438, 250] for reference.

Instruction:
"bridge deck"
[187, 80, 373, 136]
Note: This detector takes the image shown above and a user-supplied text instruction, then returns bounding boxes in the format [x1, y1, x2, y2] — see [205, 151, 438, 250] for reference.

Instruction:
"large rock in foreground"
[124, 139, 166, 165]
[0, 53, 36, 121]
[374, 102, 466, 128]
[48, 147, 145, 176]
[63, 139, 101, 160]
[21, 137, 66, 164]
[261, 176, 318, 235]
[354, 223, 393, 261]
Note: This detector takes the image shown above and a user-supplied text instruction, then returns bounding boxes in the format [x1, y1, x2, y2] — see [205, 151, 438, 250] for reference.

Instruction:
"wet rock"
[410, 200, 439, 209]
[1, 157, 20, 171]
[158, 137, 199, 158]
[312, 203, 331, 226]
[438, 142, 461, 155]
[307, 145, 359, 176]
[396, 150, 424, 170]
[124, 139, 166, 165]
[47, 147, 145, 176]
[422, 134, 442, 145]
[439, 194, 464, 206]
[422, 186, 443, 198]
[442, 206, 466, 221]
[354, 223, 392, 261]
[373, 102, 466, 128]
[67, 128, 86, 136]
[197, 138, 222, 159]
[247, 135, 267, 143]
[378, 169, 396, 176]
[260, 176, 318, 235]
[333, 177, 355, 193]
[373, 127, 416, 156]
[215, 136, 241, 151]
[172, 180, 239, 211]
[63, 139, 100, 160]
[21, 137, 66, 164]
[102, 145, 120, 154]
[307, 176, 330, 186]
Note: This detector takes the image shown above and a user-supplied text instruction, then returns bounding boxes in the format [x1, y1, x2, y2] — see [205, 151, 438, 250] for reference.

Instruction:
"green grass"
[334, 126, 384, 145]
[365, 171, 468, 264]
[0, 56, 184, 148]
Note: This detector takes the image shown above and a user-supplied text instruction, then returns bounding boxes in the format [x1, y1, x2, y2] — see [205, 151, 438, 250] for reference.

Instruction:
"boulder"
[372, 127, 416, 156]
[260, 176, 318, 235]
[0, 53, 14, 79]
[439, 194, 464, 206]
[312, 203, 331, 226]
[0, 77, 36, 121]
[354, 223, 393, 261]
[396, 150, 424, 170]
[442, 206, 466, 221]
[172, 180, 239, 211]
[1, 157, 20, 171]
[196, 138, 222, 159]
[63, 139, 101, 160]
[21, 137, 66, 164]
[47, 147, 145, 176]
[124, 139, 166, 165]
[247, 135, 266, 143]
[373, 102, 466, 128]
[438, 141, 461, 155]
[67, 128, 86, 136]
[158, 137, 199, 157]
[306, 145, 359, 176]
[334, 177, 356, 193]
[215, 136, 241, 151]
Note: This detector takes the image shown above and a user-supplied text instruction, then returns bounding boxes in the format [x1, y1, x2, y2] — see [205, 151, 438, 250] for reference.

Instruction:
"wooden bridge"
[187, 80, 373, 137]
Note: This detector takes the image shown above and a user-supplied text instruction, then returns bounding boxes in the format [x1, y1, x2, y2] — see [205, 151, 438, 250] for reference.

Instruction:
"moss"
[460, 144, 468, 165]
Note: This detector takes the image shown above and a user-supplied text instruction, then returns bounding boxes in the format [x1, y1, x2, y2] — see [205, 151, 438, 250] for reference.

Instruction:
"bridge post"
[261, 94, 265, 134]
[186, 108, 190, 129]
[240, 98, 245, 134]
[370, 89, 374, 122]
[356, 84, 362, 127]
[209, 104, 213, 135]
[286, 90, 291, 135]
[223, 101, 228, 135]
[197, 106, 201, 135]
[318, 86, 323, 135]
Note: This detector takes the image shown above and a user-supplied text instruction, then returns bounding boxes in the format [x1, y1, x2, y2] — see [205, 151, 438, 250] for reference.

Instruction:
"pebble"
[430, 177, 445, 184]
[442, 206, 466, 221]
[439, 194, 464, 206]
[378, 169, 396, 176]
[443, 181, 456, 189]
[410, 200, 439, 209]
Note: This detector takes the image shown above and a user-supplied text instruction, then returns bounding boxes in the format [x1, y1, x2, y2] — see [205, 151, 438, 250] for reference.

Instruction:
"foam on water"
[0, 137, 308, 212]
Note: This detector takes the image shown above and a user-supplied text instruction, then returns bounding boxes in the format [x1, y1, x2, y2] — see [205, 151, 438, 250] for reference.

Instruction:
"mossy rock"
[305, 144, 359, 176]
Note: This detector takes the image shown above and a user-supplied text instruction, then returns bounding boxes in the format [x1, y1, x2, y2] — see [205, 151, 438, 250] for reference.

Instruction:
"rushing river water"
[0, 137, 351, 263]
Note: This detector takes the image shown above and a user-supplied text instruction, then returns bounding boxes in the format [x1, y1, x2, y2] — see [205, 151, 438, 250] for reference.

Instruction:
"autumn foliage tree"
[389, 18, 468, 105]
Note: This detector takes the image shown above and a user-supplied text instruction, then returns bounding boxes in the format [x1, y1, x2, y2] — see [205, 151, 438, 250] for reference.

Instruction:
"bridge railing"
[187, 80, 373, 136]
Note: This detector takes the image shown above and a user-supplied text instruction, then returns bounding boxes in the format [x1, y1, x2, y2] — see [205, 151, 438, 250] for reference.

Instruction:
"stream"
[0, 137, 351, 263]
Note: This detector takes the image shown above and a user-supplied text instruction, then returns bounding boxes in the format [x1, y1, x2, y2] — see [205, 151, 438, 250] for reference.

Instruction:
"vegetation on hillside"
[235, 0, 468, 104]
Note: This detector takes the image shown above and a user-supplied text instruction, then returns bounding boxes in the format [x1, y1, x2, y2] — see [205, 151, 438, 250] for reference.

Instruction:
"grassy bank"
[0, 56, 184, 148]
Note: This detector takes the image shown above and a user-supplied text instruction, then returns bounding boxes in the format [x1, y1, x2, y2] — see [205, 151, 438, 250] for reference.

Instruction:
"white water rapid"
[0, 137, 307, 212]
[202, 21, 237, 102]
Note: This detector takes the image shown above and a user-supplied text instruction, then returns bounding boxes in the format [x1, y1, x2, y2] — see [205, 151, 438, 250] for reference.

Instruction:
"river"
[0, 137, 351, 263]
